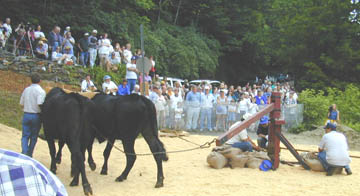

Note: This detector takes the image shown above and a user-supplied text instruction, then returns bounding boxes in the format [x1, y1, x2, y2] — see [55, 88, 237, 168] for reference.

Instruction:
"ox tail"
[142, 96, 168, 161]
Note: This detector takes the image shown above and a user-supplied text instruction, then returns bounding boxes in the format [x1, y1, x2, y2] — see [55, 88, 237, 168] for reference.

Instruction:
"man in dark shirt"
[257, 116, 269, 148]
[78, 32, 89, 67]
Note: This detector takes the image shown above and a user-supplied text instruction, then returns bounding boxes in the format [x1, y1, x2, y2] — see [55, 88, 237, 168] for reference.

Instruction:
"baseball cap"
[259, 160, 272, 171]
[84, 32, 89, 36]
[324, 122, 336, 130]
[131, 56, 137, 61]
[103, 75, 111, 80]
[259, 116, 269, 125]
[204, 86, 210, 90]
[92, 29, 97, 34]
[66, 26, 70, 30]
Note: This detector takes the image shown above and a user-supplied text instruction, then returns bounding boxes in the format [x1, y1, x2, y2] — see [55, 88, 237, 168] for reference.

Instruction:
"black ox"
[42, 87, 96, 195]
[92, 93, 168, 188]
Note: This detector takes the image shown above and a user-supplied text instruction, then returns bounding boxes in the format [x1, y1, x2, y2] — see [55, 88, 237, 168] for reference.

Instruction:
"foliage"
[0, 0, 359, 88]
[299, 84, 360, 132]
[0, 91, 22, 130]
[288, 123, 308, 134]
[86, 65, 126, 90]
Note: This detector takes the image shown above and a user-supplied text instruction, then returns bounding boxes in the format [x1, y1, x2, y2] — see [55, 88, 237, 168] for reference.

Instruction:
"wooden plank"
[216, 103, 274, 146]
[275, 131, 311, 170]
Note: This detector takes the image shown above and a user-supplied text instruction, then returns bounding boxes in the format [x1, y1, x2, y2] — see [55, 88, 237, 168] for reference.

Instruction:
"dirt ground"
[0, 123, 359, 196]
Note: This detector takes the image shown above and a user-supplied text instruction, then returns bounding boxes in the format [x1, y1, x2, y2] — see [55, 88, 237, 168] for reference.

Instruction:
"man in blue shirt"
[117, 79, 130, 96]
[255, 90, 267, 105]
[186, 85, 201, 131]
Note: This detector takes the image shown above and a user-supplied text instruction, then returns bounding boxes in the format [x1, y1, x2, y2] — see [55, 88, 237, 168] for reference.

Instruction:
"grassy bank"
[0, 91, 23, 130]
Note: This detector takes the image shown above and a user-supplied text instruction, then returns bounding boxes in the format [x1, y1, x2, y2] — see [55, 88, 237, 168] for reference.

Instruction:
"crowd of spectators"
[0, 18, 154, 73]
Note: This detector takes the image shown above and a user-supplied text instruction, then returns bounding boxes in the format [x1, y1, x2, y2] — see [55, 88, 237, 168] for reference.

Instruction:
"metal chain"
[102, 134, 216, 156]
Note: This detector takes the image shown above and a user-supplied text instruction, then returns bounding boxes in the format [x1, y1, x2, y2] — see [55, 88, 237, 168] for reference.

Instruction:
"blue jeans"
[257, 137, 267, 149]
[232, 141, 253, 152]
[200, 108, 212, 130]
[21, 113, 41, 157]
[318, 151, 350, 171]
[80, 51, 89, 66]
[127, 79, 137, 93]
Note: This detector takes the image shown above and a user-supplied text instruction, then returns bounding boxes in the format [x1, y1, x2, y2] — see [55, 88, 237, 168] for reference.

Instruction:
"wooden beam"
[216, 103, 274, 146]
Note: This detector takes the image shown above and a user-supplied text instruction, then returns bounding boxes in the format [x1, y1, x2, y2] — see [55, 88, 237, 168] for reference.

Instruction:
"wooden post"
[267, 92, 284, 169]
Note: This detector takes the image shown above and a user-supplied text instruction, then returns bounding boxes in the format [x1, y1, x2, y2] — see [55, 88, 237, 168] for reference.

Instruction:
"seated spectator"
[132, 84, 141, 95]
[102, 75, 118, 96]
[106, 52, 120, 72]
[35, 41, 48, 59]
[51, 46, 63, 62]
[117, 79, 130, 96]
[318, 122, 352, 176]
[81, 75, 97, 92]
[257, 116, 269, 148]
[34, 25, 45, 39]
[58, 46, 76, 65]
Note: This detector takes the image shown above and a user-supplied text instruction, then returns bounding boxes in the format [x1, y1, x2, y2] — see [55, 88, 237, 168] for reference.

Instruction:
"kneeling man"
[318, 122, 352, 176]
[226, 113, 260, 152]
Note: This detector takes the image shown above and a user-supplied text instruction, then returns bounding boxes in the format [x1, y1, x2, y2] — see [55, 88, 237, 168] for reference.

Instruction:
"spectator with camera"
[61, 31, 75, 55]
[35, 41, 48, 59]
[88, 29, 98, 68]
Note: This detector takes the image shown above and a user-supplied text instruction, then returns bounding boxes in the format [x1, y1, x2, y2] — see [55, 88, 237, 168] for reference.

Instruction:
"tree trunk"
[157, 0, 163, 24]
[174, 0, 182, 25]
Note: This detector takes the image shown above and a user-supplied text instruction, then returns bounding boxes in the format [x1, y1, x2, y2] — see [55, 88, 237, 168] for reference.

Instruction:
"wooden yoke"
[268, 92, 285, 169]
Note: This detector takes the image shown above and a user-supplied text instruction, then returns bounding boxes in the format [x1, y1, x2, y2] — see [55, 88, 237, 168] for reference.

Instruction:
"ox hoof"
[70, 180, 79, 187]
[89, 162, 96, 171]
[83, 183, 93, 196]
[55, 157, 61, 164]
[50, 167, 57, 175]
[115, 176, 127, 182]
[155, 182, 164, 188]
[100, 169, 107, 175]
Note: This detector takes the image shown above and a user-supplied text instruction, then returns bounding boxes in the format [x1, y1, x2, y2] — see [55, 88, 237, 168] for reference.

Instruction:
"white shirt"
[170, 94, 183, 109]
[52, 51, 63, 61]
[126, 63, 137, 79]
[3, 23, 12, 37]
[81, 80, 95, 92]
[201, 93, 214, 108]
[226, 121, 248, 145]
[238, 98, 251, 113]
[248, 102, 258, 115]
[123, 49, 132, 63]
[34, 31, 45, 39]
[20, 84, 46, 113]
[102, 81, 117, 95]
[319, 131, 351, 166]
[98, 39, 111, 55]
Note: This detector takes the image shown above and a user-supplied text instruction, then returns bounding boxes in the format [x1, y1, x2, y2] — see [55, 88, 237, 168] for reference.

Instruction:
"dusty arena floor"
[0, 123, 359, 196]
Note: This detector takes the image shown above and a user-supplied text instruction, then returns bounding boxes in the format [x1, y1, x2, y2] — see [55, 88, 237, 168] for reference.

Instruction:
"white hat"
[84, 32, 89, 36]
[244, 92, 249, 95]
[204, 86, 210, 90]
[66, 26, 70, 30]
[92, 29, 97, 34]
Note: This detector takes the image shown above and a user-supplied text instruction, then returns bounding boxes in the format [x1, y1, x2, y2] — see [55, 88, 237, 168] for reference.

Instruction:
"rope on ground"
[105, 134, 216, 156]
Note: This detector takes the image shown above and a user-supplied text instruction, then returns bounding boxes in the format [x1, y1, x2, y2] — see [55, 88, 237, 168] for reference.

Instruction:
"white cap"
[84, 32, 89, 36]
[244, 92, 249, 95]
[204, 86, 210, 90]
[92, 29, 97, 34]
[66, 26, 70, 30]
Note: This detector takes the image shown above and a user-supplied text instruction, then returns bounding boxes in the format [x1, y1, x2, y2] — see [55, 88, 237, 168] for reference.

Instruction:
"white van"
[189, 80, 221, 88]
[158, 77, 184, 87]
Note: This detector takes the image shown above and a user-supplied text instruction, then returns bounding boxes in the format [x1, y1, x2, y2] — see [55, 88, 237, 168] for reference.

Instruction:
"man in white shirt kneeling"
[318, 122, 352, 176]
